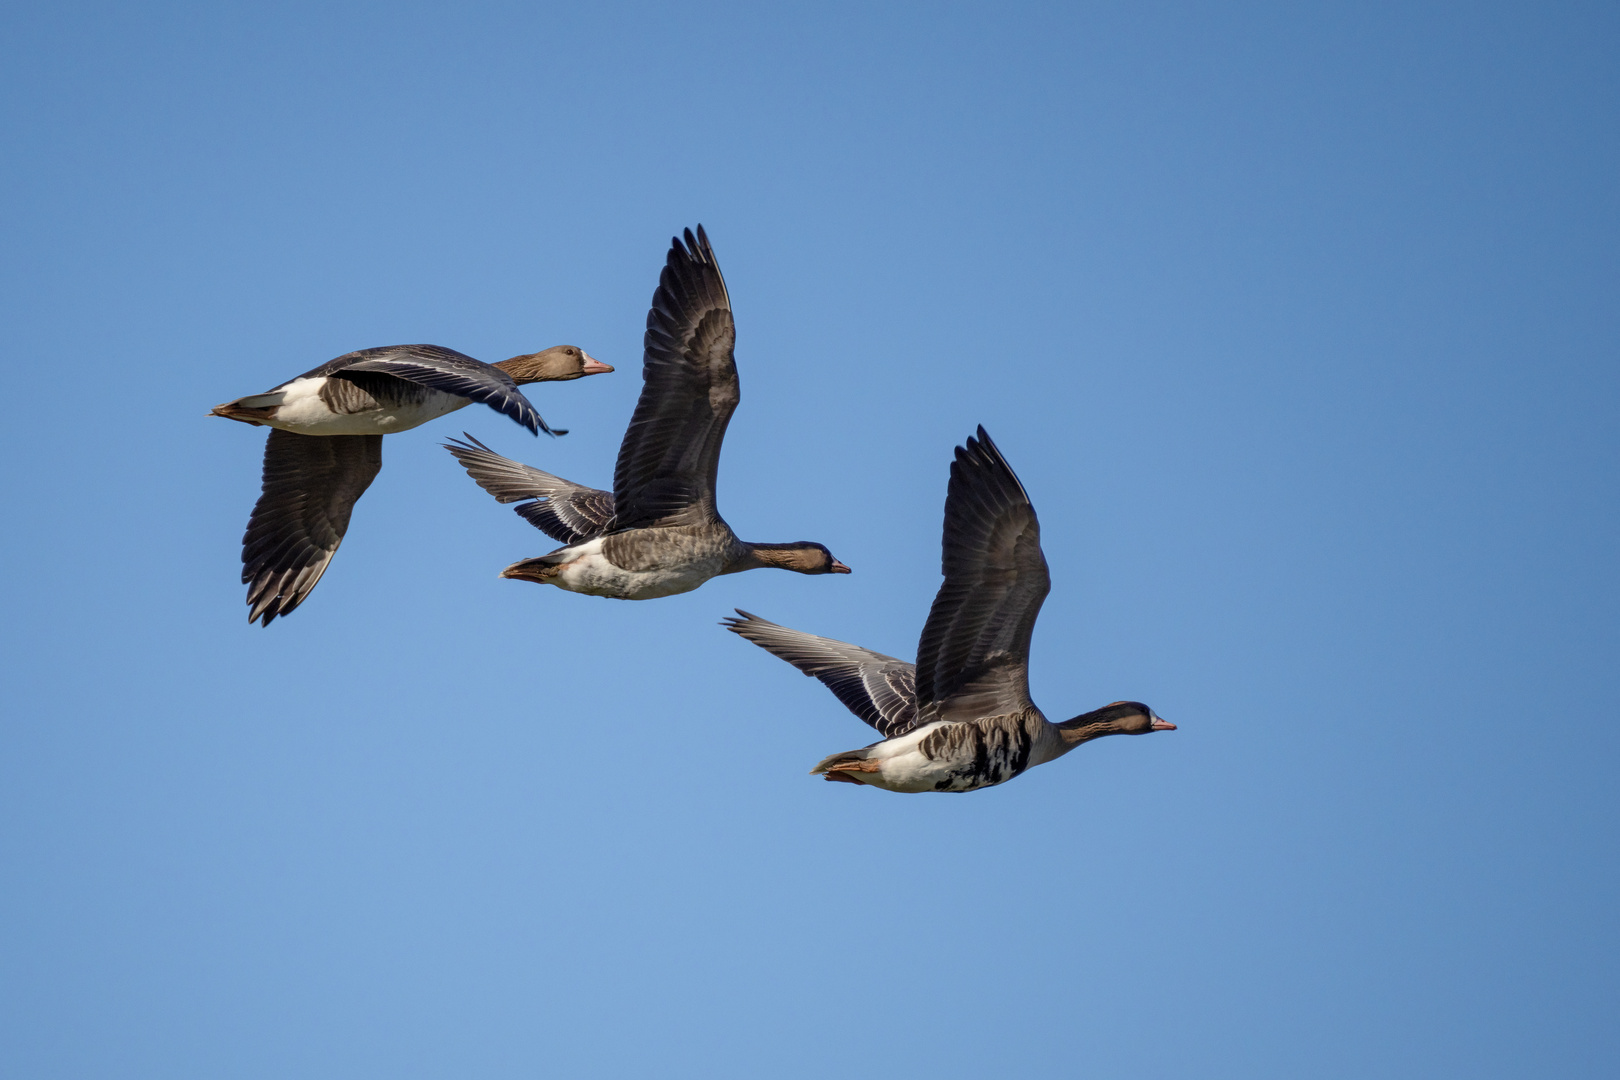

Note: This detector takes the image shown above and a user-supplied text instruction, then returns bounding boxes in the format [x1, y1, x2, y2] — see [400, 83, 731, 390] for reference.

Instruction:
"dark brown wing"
[723, 610, 920, 738]
[241, 431, 383, 626]
[313, 344, 552, 434]
[610, 226, 737, 530]
[914, 427, 1050, 723]
[443, 434, 614, 545]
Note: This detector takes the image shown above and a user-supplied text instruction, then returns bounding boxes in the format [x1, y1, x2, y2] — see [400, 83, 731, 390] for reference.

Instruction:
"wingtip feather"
[721, 608, 766, 632]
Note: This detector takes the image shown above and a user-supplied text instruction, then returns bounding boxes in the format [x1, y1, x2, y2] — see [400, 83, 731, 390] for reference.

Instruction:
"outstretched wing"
[242, 430, 384, 626]
[611, 226, 738, 530]
[443, 433, 615, 545]
[335, 344, 555, 435]
[914, 427, 1050, 723]
[724, 610, 920, 738]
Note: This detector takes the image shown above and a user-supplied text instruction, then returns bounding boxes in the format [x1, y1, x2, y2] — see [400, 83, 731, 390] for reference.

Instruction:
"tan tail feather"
[500, 557, 565, 583]
[210, 402, 275, 426]
[810, 754, 881, 776]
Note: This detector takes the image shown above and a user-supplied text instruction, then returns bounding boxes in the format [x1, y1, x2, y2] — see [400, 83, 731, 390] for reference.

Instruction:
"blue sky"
[2, 2, 1616, 1076]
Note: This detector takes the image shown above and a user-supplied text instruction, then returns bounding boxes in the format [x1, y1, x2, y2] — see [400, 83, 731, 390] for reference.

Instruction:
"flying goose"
[444, 227, 850, 601]
[724, 427, 1174, 793]
[212, 344, 612, 624]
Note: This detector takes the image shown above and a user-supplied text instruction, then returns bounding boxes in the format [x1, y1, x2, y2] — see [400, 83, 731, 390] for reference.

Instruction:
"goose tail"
[810, 746, 881, 780]
[211, 392, 285, 425]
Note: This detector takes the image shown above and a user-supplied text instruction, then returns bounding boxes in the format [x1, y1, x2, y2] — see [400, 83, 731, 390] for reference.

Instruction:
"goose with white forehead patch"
[724, 427, 1174, 793]
[211, 342, 613, 625]
[445, 226, 850, 601]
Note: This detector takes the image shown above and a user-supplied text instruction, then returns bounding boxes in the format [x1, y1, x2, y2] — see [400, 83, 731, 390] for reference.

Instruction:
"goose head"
[1097, 701, 1176, 734]
[1056, 701, 1175, 748]
[494, 346, 613, 384]
[747, 542, 852, 575]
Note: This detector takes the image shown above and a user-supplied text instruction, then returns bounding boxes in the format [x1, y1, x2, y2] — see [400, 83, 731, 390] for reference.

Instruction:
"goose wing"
[610, 227, 737, 531]
[241, 430, 384, 626]
[724, 610, 920, 738]
[914, 427, 1050, 724]
[333, 344, 554, 435]
[443, 433, 615, 545]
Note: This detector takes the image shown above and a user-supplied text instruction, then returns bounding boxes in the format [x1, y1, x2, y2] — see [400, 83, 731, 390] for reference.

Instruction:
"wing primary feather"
[444, 434, 614, 544]
[240, 431, 383, 625]
[723, 609, 920, 737]
[610, 226, 738, 530]
[913, 427, 1051, 721]
[336, 346, 557, 436]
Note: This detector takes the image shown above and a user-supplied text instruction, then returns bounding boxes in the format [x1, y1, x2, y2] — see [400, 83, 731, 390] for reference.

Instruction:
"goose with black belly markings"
[724, 427, 1174, 793]
[211, 342, 612, 624]
[445, 226, 850, 600]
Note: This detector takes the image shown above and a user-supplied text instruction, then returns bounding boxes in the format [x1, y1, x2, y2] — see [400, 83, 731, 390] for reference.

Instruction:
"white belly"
[264, 377, 471, 435]
[548, 539, 724, 600]
[860, 724, 957, 793]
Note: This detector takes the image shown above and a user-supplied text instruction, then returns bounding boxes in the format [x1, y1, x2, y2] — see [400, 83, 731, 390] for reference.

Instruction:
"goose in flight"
[212, 343, 612, 624]
[725, 427, 1173, 793]
[445, 227, 850, 600]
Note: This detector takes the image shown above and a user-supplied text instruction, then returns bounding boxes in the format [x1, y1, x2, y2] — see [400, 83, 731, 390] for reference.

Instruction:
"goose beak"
[830, 559, 852, 574]
[1151, 716, 1177, 731]
[581, 354, 614, 375]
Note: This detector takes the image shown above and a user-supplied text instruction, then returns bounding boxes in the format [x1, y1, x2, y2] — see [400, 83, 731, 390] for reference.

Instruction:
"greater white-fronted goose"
[212, 344, 613, 625]
[725, 427, 1174, 793]
[445, 227, 850, 601]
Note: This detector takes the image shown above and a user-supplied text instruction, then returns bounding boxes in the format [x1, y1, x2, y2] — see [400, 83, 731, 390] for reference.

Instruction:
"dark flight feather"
[913, 426, 1050, 723]
[443, 434, 615, 545]
[610, 227, 738, 530]
[241, 430, 384, 625]
[724, 609, 921, 738]
[335, 344, 552, 435]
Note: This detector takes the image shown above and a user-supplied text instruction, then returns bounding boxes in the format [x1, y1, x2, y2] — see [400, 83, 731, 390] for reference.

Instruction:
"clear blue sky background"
[2, 2, 1615, 1077]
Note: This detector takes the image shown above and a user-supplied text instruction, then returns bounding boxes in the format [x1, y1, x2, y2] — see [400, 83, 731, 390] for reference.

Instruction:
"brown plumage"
[725, 427, 1176, 793]
[214, 343, 612, 625]
[445, 227, 851, 601]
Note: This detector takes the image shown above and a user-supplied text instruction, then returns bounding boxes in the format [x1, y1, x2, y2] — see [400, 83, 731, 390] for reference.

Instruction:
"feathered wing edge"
[443, 434, 615, 545]
[913, 426, 1051, 722]
[341, 354, 556, 435]
[722, 609, 920, 738]
[241, 430, 384, 626]
[610, 226, 739, 530]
